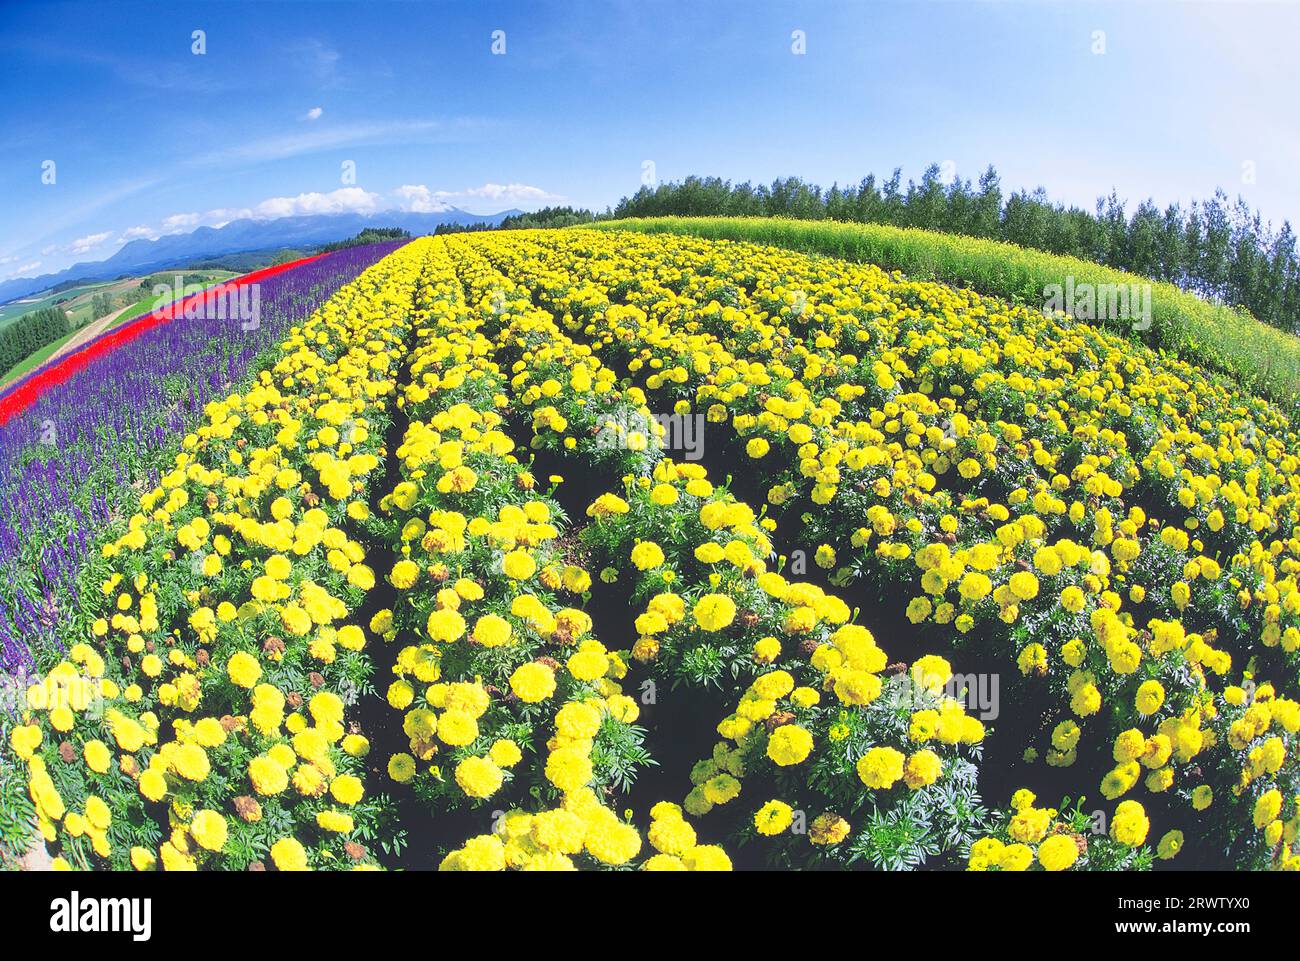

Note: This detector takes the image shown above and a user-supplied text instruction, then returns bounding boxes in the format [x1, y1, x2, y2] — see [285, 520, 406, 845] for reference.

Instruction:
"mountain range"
[0, 207, 521, 305]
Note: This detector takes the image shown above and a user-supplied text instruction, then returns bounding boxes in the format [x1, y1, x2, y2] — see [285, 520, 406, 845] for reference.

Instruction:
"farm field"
[5, 229, 1299, 872]
[0, 281, 116, 327]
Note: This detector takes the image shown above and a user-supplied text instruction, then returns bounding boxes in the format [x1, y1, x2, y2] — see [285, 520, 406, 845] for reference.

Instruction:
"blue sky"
[1, 0, 1298, 280]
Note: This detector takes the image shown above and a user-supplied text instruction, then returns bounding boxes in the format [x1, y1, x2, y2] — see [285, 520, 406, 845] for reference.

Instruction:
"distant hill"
[0, 207, 523, 305]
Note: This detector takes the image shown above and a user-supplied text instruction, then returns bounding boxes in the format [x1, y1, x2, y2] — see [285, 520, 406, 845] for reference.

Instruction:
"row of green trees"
[89, 292, 116, 320]
[612, 167, 1300, 333]
[317, 227, 410, 252]
[500, 206, 596, 230]
[0, 307, 70, 377]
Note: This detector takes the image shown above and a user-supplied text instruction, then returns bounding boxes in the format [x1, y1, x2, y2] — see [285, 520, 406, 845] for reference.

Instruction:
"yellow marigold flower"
[270, 837, 310, 872]
[472, 613, 512, 648]
[388, 753, 416, 783]
[317, 809, 355, 834]
[139, 768, 168, 802]
[1157, 829, 1183, 860]
[488, 739, 523, 768]
[249, 755, 289, 796]
[509, 661, 557, 702]
[455, 756, 504, 799]
[754, 799, 795, 835]
[681, 844, 732, 871]
[903, 749, 943, 789]
[566, 649, 609, 682]
[226, 651, 262, 689]
[630, 540, 665, 571]
[766, 724, 813, 766]
[856, 746, 905, 789]
[426, 607, 467, 643]
[1254, 789, 1283, 829]
[545, 746, 593, 792]
[502, 549, 537, 580]
[1037, 834, 1079, 871]
[1135, 679, 1165, 716]
[1110, 800, 1150, 847]
[692, 594, 737, 632]
[330, 774, 364, 806]
[189, 810, 228, 852]
[389, 559, 420, 589]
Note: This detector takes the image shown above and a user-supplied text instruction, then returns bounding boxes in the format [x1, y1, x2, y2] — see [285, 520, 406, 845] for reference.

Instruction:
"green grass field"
[589, 217, 1300, 409]
[0, 279, 116, 327]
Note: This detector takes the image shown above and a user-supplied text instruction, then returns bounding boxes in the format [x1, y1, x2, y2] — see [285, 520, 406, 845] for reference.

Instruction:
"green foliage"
[0, 743, 37, 865]
[90, 292, 115, 320]
[318, 227, 411, 253]
[501, 207, 597, 230]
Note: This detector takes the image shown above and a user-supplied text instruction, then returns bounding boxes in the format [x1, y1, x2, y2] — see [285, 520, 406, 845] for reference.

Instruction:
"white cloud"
[126, 188, 381, 249]
[69, 231, 113, 254]
[393, 184, 453, 214]
[120, 225, 160, 242]
[4, 261, 41, 279]
[199, 187, 381, 223]
[461, 183, 560, 204]
[161, 212, 201, 233]
[249, 187, 380, 219]
[304, 106, 323, 121]
[422, 183, 564, 209]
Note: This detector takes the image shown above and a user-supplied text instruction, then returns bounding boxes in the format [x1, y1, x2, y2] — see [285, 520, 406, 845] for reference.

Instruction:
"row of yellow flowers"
[372, 239, 720, 869]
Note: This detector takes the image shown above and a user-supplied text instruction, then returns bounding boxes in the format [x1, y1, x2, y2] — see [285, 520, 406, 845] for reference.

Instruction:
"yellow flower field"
[9, 229, 1300, 871]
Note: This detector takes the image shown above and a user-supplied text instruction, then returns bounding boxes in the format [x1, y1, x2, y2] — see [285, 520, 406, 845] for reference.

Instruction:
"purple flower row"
[0, 241, 407, 676]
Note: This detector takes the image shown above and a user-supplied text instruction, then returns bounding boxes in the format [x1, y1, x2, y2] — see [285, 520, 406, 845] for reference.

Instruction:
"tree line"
[610, 166, 1300, 333]
[0, 307, 71, 377]
[317, 227, 411, 253]
[500, 207, 596, 230]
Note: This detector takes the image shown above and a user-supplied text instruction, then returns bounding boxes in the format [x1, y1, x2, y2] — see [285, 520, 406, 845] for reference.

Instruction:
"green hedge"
[587, 217, 1300, 409]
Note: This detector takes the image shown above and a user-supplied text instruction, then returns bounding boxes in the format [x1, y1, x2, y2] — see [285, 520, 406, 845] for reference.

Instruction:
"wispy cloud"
[161, 213, 201, 232]
[119, 225, 160, 242]
[286, 39, 341, 84]
[394, 184, 452, 213]
[192, 119, 478, 168]
[304, 106, 324, 121]
[20, 41, 238, 94]
[68, 231, 112, 254]
[4, 261, 41, 280]
[433, 183, 565, 206]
